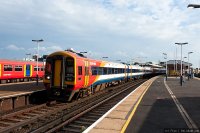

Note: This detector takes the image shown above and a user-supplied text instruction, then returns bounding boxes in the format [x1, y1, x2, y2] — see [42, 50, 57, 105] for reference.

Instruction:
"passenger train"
[0, 59, 44, 83]
[43, 49, 165, 102]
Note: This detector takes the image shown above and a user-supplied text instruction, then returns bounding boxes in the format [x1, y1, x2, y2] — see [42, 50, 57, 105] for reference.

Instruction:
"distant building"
[166, 60, 192, 76]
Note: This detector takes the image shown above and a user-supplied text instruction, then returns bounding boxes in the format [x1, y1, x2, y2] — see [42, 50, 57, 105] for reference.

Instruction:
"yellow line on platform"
[120, 78, 155, 133]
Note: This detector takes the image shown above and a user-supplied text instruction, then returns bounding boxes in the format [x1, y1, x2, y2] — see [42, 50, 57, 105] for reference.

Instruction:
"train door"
[84, 60, 89, 88]
[76, 60, 84, 88]
[50, 56, 65, 88]
[26, 64, 31, 77]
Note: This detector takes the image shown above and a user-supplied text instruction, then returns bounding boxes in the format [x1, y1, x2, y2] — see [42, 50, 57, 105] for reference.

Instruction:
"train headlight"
[46, 76, 50, 80]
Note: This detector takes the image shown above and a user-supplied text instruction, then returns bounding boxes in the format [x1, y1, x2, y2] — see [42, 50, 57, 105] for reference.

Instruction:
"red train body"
[44, 49, 165, 102]
[0, 59, 44, 83]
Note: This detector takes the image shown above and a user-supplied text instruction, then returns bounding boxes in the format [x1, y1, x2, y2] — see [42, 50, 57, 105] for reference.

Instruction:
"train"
[43, 49, 165, 102]
[0, 59, 44, 83]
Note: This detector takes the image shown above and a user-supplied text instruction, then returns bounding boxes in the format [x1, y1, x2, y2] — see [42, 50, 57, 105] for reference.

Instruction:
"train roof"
[0, 59, 43, 64]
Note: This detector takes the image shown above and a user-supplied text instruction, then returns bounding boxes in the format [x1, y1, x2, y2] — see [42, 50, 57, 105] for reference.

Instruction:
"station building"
[162, 60, 192, 76]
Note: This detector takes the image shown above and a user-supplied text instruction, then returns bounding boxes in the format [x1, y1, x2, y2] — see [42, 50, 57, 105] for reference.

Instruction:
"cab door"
[53, 60, 62, 87]
[51, 56, 65, 88]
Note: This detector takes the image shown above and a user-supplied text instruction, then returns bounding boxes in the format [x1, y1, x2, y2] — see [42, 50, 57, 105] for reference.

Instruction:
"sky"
[0, 0, 200, 67]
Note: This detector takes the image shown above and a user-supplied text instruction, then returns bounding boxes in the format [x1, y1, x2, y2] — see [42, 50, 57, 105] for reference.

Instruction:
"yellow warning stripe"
[120, 78, 155, 133]
[30, 65, 32, 77]
[24, 65, 26, 77]
[84, 60, 90, 88]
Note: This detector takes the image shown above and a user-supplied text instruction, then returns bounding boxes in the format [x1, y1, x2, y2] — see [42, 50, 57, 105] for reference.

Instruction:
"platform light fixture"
[187, 4, 200, 8]
[163, 53, 167, 81]
[102, 57, 108, 59]
[32, 39, 44, 86]
[188, 52, 193, 80]
[175, 42, 188, 86]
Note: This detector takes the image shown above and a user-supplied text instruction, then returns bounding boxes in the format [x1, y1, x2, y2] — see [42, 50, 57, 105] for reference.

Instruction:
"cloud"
[5, 44, 25, 51]
[0, 0, 200, 67]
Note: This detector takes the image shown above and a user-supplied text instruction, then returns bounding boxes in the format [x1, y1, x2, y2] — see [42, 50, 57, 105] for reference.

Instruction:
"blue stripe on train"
[92, 74, 145, 86]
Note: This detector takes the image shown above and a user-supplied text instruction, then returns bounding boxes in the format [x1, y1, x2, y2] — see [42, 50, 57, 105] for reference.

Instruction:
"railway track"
[0, 79, 147, 133]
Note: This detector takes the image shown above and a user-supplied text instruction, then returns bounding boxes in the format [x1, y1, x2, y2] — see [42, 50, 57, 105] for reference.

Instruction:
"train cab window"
[15, 65, 22, 71]
[4, 65, 13, 71]
[78, 66, 82, 75]
[45, 59, 52, 80]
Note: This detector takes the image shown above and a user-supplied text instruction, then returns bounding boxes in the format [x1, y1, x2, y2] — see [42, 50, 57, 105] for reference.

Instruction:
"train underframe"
[47, 74, 154, 102]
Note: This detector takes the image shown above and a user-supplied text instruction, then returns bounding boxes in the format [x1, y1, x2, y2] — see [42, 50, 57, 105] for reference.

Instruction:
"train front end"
[43, 51, 76, 101]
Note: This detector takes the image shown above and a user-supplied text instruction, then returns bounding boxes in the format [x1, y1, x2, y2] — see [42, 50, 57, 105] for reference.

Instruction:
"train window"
[114, 68, 118, 74]
[15, 65, 22, 71]
[112, 68, 114, 74]
[65, 58, 75, 81]
[4, 65, 13, 71]
[66, 59, 74, 66]
[108, 68, 112, 74]
[34, 66, 38, 71]
[78, 66, 82, 75]
[92, 67, 98, 75]
[103, 67, 107, 75]
[41, 67, 44, 71]
[98, 67, 103, 75]
[45, 61, 51, 74]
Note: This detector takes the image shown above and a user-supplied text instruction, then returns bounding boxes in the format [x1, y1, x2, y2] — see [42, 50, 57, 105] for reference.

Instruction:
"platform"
[0, 81, 44, 99]
[0, 81, 45, 112]
[84, 76, 200, 133]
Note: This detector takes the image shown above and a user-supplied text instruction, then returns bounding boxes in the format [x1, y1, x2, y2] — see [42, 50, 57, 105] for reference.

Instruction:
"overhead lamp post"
[163, 53, 167, 81]
[80, 52, 87, 54]
[187, 4, 200, 8]
[102, 57, 108, 59]
[32, 39, 44, 86]
[175, 42, 188, 86]
[188, 52, 193, 80]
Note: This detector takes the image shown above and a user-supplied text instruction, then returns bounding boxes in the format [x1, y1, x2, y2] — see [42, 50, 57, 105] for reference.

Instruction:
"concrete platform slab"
[94, 118, 126, 131]
[106, 110, 128, 119]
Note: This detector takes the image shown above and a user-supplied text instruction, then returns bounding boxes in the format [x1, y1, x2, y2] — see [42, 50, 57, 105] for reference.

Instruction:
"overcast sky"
[0, 0, 200, 67]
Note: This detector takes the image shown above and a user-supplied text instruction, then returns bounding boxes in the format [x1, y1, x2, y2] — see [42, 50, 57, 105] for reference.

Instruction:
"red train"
[44, 49, 165, 102]
[0, 59, 44, 83]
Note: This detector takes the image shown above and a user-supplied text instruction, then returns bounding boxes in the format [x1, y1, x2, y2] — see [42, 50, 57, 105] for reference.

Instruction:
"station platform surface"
[0, 81, 44, 99]
[85, 76, 200, 133]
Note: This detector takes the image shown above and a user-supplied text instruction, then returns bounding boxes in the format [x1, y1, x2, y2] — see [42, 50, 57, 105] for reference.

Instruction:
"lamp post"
[175, 42, 188, 86]
[32, 39, 43, 86]
[188, 52, 193, 80]
[163, 53, 167, 81]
